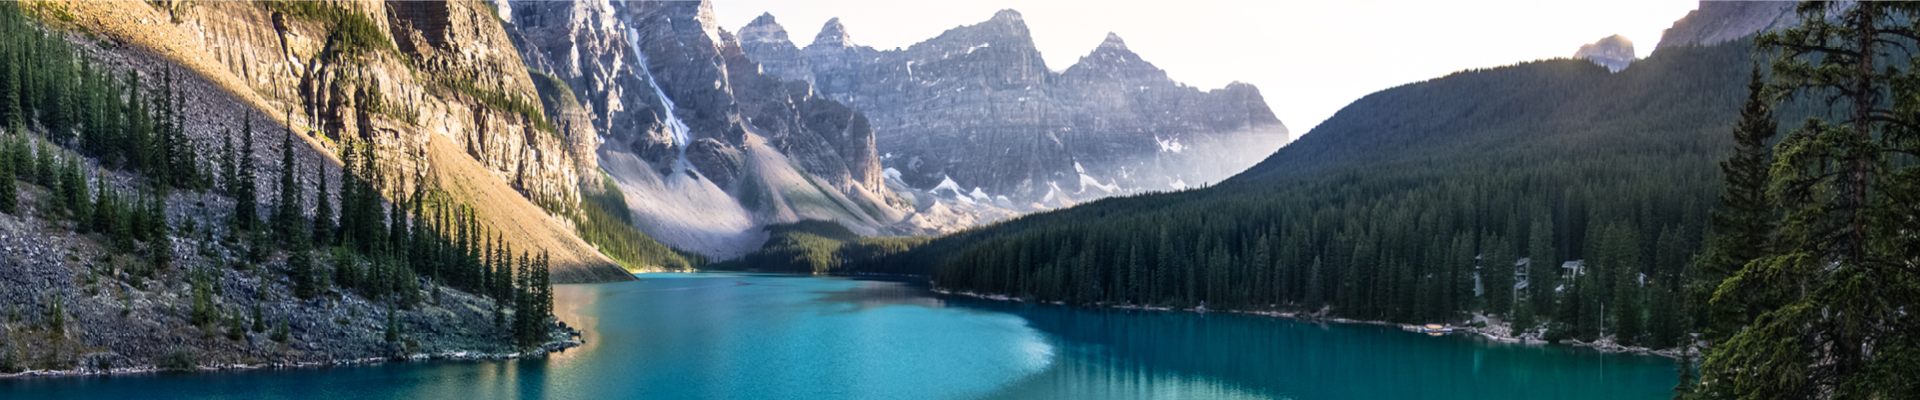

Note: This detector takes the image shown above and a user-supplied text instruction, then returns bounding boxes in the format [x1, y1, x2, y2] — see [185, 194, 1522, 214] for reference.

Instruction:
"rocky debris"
[1574, 34, 1635, 72]
[1657, 1, 1802, 49]
[738, 11, 1288, 208]
[0, 181, 578, 378]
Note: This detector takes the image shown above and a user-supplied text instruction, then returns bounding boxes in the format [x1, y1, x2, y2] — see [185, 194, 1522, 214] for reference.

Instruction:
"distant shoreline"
[929, 287, 1692, 359]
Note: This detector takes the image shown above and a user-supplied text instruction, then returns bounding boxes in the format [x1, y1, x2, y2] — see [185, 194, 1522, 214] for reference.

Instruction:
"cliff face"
[740, 11, 1287, 207]
[1657, 1, 1799, 49]
[514, 0, 905, 259]
[57, 0, 625, 282]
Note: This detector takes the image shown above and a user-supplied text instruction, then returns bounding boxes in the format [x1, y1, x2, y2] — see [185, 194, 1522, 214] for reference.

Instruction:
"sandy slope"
[426, 135, 630, 283]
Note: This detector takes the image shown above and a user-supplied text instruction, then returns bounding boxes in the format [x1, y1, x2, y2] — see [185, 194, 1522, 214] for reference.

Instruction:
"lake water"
[1, 273, 1677, 399]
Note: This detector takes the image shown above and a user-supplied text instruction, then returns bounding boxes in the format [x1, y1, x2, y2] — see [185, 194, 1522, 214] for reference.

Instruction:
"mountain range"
[738, 11, 1288, 210]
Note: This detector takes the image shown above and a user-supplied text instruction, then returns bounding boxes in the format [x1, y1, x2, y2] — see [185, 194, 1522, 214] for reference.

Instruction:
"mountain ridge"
[739, 11, 1287, 210]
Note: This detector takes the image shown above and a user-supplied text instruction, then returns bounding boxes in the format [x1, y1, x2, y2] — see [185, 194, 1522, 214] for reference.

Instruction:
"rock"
[1574, 35, 1635, 72]
[515, 0, 908, 257]
[1657, 1, 1803, 49]
[739, 11, 1287, 206]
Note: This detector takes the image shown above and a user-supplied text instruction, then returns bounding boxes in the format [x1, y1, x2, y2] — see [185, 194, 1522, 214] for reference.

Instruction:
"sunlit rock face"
[739, 11, 1288, 207]
[1575, 35, 1635, 72]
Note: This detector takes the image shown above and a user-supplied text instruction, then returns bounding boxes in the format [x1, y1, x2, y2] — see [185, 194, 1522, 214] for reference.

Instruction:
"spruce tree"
[250, 302, 265, 333]
[272, 128, 301, 246]
[313, 164, 333, 248]
[290, 240, 316, 299]
[0, 135, 13, 215]
[235, 116, 258, 232]
[1696, 66, 1777, 344]
[219, 129, 234, 193]
[1698, 4, 1920, 398]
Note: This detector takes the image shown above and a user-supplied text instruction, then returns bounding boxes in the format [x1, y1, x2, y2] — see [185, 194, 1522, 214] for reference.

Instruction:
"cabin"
[1560, 260, 1585, 280]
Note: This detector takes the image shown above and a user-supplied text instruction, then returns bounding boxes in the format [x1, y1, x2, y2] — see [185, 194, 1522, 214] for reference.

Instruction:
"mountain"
[1573, 34, 1634, 72]
[736, 11, 1288, 209]
[856, 32, 1769, 347]
[514, 0, 911, 259]
[1657, 1, 1798, 49]
[44, 1, 627, 281]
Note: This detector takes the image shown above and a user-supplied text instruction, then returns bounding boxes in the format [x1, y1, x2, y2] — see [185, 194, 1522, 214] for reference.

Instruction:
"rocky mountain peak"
[739, 12, 789, 44]
[1098, 32, 1128, 51]
[814, 17, 856, 47]
[1574, 34, 1634, 72]
[1657, 1, 1800, 49]
[991, 9, 1024, 23]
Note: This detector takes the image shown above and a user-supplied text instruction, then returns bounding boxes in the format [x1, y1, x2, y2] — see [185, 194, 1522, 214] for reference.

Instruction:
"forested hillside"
[876, 37, 1776, 349]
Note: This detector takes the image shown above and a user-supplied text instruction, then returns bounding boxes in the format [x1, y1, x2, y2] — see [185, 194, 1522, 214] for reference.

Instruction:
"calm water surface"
[1, 273, 1676, 399]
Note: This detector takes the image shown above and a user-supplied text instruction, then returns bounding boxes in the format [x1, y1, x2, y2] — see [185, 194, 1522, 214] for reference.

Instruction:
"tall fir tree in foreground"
[1696, 66, 1777, 345]
[1695, 3, 1920, 398]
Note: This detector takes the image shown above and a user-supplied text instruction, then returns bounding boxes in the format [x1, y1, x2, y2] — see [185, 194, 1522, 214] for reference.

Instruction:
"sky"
[707, 0, 1701, 136]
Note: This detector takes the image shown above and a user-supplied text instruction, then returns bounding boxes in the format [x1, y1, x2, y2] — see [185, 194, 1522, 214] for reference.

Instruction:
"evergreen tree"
[1482, 233, 1515, 318]
[272, 128, 302, 246]
[1695, 66, 1777, 345]
[384, 302, 400, 343]
[1697, 4, 1920, 398]
[290, 242, 316, 299]
[0, 134, 13, 215]
[251, 302, 265, 333]
[313, 164, 333, 248]
[219, 129, 234, 193]
[235, 116, 258, 232]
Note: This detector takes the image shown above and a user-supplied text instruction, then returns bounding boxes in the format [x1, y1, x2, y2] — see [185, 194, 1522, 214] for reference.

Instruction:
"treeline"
[871, 37, 1776, 351]
[708, 220, 930, 274]
[0, 2, 557, 349]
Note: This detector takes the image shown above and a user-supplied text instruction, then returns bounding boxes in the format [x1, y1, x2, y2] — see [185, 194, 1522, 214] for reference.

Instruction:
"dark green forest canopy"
[868, 37, 1793, 346]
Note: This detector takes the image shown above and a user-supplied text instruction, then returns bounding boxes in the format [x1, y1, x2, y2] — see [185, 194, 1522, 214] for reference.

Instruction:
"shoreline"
[0, 339, 584, 380]
[929, 287, 1690, 359]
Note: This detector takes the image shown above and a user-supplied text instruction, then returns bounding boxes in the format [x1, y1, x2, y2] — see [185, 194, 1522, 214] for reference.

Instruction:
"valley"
[1, 1, 1911, 399]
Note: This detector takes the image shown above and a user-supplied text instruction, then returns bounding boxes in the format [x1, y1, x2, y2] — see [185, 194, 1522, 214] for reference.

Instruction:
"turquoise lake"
[0, 273, 1677, 399]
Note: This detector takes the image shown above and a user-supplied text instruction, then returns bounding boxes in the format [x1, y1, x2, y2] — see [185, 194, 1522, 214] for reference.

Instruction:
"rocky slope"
[738, 11, 1288, 209]
[514, 0, 910, 259]
[1574, 34, 1634, 72]
[0, 158, 578, 376]
[1657, 1, 1799, 49]
[52, 0, 626, 282]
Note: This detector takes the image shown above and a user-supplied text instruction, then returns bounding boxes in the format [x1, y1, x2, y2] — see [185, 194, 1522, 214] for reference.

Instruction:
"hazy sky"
[708, 0, 1701, 136]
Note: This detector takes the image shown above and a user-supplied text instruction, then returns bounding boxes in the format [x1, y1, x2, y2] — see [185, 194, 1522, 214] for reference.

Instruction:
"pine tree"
[313, 164, 333, 248]
[0, 135, 13, 215]
[272, 128, 302, 246]
[219, 129, 234, 193]
[251, 302, 265, 333]
[290, 242, 316, 299]
[235, 116, 258, 232]
[384, 302, 400, 343]
[1695, 66, 1777, 345]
